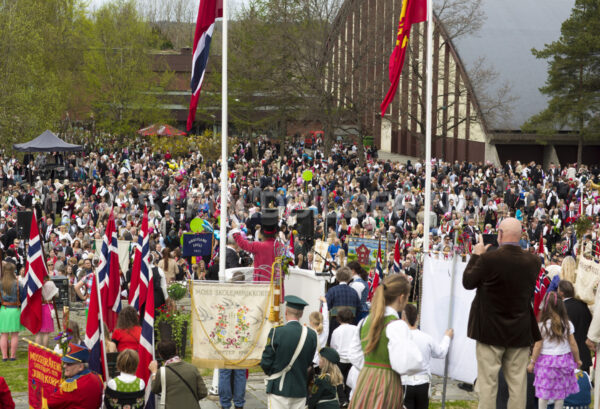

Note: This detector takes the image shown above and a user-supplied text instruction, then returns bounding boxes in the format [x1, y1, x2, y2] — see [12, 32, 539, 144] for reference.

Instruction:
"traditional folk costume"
[348, 307, 423, 409]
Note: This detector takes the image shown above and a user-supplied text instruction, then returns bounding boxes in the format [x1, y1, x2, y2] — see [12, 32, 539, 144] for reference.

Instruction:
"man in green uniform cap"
[261, 295, 318, 409]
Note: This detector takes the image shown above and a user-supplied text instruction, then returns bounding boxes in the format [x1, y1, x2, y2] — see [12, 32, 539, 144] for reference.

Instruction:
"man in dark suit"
[558, 280, 592, 373]
[261, 296, 317, 409]
[463, 218, 541, 409]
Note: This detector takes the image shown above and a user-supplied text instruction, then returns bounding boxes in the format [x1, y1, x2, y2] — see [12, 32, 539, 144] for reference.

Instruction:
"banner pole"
[218, 0, 228, 282]
[441, 233, 459, 409]
[422, 0, 434, 252]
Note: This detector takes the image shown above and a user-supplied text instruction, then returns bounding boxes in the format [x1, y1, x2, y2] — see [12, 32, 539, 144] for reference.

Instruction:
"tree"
[0, 0, 90, 145]
[526, 0, 600, 166]
[83, 0, 172, 137]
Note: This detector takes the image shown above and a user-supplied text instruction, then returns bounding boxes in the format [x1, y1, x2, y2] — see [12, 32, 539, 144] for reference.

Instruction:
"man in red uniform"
[231, 210, 282, 282]
[47, 343, 103, 409]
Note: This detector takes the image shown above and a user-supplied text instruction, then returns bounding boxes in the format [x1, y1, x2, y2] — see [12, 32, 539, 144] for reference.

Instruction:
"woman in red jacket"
[111, 306, 142, 352]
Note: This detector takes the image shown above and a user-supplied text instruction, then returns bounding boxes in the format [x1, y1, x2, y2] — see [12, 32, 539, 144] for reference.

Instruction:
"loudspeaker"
[17, 211, 33, 240]
[292, 209, 314, 239]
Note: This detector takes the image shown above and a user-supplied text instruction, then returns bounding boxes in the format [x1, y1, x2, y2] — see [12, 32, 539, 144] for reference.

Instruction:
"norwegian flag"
[20, 212, 49, 334]
[129, 206, 151, 313]
[136, 268, 155, 408]
[97, 209, 122, 332]
[393, 238, 401, 273]
[186, 0, 223, 131]
[85, 271, 108, 381]
[368, 239, 384, 301]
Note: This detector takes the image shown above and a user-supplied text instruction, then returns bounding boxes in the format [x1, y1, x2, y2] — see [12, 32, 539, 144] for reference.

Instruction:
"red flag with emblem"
[380, 0, 427, 116]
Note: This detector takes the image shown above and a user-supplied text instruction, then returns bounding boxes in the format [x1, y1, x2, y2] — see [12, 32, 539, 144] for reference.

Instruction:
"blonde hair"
[319, 357, 343, 386]
[309, 311, 324, 334]
[362, 274, 410, 354]
[560, 256, 577, 283]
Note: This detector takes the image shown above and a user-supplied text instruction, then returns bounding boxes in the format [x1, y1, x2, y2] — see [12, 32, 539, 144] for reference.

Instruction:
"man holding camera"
[463, 218, 541, 409]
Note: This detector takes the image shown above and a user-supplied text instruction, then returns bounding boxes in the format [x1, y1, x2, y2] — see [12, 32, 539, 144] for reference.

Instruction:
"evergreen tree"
[527, 0, 600, 165]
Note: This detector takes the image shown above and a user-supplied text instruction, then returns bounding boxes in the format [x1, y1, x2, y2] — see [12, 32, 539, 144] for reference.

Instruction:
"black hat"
[319, 347, 340, 365]
[261, 209, 279, 234]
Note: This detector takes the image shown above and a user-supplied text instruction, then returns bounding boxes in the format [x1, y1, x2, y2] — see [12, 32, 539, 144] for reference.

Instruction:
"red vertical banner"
[27, 341, 63, 409]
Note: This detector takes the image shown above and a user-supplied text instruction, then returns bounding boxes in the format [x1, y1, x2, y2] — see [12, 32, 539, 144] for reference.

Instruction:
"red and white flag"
[136, 268, 155, 405]
[129, 206, 150, 312]
[186, 0, 223, 131]
[393, 238, 401, 273]
[85, 272, 108, 381]
[20, 212, 49, 334]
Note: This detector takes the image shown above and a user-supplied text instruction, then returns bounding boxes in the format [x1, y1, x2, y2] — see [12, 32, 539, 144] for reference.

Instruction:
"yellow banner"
[190, 282, 278, 369]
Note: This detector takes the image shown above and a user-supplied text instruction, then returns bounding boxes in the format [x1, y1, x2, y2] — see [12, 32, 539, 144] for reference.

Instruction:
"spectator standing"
[111, 306, 142, 352]
[157, 248, 177, 284]
[0, 263, 24, 361]
[527, 292, 581, 409]
[558, 280, 592, 373]
[325, 267, 361, 342]
[463, 218, 542, 409]
[150, 341, 207, 409]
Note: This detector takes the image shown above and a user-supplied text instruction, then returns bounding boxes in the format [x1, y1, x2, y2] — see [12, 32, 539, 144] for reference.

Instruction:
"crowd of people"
[2, 135, 600, 408]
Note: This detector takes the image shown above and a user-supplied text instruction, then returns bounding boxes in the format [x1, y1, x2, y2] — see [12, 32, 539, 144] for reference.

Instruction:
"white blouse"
[346, 306, 424, 390]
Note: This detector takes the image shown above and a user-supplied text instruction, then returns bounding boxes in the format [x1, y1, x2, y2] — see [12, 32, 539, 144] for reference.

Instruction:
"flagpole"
[218, 0, 228, 281]
[422, 0, 434, 253]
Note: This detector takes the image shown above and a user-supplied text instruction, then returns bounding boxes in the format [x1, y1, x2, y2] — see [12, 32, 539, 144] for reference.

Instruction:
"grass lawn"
[430, 400, 478, 409]
[2, 349, 29, 393]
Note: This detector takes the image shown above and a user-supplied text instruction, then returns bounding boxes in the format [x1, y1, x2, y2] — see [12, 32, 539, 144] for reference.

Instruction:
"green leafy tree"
[0, 0, 90, 145]
[526, 0, 600, 165]
[83, 0, 172, 138]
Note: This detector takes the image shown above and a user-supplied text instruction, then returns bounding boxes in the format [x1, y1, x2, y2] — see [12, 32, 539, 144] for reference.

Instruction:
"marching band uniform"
[261, 296, 317, 409]
[47, 343, 103, 409]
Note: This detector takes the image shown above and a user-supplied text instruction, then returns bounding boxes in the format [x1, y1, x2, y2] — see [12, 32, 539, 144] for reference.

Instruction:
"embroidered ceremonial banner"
[575, 257, 600, 305]
[190, 282, 277, 369]
[27, 341, 63, 409]
[347, 237, 388, 271]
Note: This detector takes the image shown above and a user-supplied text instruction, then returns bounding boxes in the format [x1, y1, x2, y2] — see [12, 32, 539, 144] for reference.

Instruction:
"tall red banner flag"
[380, 0, 427, 117]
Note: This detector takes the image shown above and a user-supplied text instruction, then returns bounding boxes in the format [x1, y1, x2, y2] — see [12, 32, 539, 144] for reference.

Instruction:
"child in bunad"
[330, 307, 356, 407]
[308, 348, 343, 409]
[528, 292, 581, 409]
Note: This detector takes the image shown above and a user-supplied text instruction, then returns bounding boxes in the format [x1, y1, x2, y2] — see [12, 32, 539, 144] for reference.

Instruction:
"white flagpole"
[218, 0, 228, 281]
[422, 0, 434, 253]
